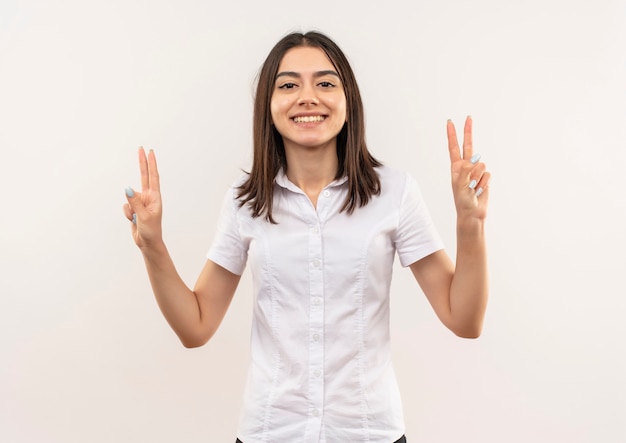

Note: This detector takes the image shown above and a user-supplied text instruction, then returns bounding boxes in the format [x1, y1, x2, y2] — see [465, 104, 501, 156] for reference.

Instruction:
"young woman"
[123, 31, 490, 443]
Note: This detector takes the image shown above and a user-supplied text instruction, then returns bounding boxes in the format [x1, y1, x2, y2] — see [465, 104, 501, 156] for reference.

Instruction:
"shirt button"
[311, 226, 319, 234]
[322, 190, 331, 198]
[312, 333, 320, 342]
[312, 409, 320, 417]
[312, 297, 321, 306]
[312, 259, 320, 268]
[314, 369, 321, 378]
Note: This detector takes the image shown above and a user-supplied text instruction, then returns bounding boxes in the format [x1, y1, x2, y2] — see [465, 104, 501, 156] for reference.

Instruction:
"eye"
[278, 82, 297, 89]
[318, 81, 335, 88]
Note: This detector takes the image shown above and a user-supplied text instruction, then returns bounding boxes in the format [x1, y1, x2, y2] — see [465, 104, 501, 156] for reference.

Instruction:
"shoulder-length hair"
[237, 30, 382, 223]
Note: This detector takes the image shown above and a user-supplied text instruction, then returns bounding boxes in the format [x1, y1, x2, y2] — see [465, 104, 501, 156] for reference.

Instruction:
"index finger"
[447, 119, 462, 162]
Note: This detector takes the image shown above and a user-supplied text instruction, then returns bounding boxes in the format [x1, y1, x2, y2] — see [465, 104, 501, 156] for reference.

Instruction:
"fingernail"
[475, 187, 483, 197]
[469, 179, 477, 189]
[132, 213, 137, 224]
[125, 187, 135, 198]
[470, 154, 481, 164]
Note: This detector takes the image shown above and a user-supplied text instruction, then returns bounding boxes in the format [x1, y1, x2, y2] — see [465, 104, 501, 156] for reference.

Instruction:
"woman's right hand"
[123, 147, 164, 250]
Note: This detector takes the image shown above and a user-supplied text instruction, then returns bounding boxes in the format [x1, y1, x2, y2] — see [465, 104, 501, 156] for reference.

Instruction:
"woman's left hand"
[447, 116, 491, 221]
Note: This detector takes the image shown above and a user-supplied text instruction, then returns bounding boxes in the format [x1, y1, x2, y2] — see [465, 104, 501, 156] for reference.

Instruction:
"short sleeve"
[394, 173, 445, 267]
[206, 186, 248, 275]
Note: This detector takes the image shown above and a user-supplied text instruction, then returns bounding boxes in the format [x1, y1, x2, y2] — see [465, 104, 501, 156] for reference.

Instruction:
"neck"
[284, 141, 338, 200]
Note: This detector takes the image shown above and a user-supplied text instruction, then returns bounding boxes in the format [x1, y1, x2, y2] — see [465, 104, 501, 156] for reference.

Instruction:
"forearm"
[449, 217, 489, 338]
[140, 241, 205, 347]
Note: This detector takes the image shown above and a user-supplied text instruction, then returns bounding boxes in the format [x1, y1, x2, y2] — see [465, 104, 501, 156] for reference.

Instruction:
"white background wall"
[1, 0, 624, 442]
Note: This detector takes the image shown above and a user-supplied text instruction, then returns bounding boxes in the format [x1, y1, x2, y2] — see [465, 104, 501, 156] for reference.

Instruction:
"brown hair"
[237, 30, 381, 223]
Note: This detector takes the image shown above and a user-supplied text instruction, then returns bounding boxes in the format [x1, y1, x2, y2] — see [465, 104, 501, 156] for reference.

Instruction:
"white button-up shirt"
[208, 166, 444, 443]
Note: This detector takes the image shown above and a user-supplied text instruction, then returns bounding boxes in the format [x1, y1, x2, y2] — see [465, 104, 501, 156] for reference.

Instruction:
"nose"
[297, 82, 319, 105]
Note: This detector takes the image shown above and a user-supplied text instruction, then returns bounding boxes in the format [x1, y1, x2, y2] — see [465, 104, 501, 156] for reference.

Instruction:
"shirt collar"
[275, 168, 348, 192]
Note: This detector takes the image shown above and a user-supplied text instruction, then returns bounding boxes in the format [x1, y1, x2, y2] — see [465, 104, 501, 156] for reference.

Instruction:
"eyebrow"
[275, 70, 340, 79]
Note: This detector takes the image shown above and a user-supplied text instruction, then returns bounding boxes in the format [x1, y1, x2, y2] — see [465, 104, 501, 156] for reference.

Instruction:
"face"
[270, 46, 347, 153]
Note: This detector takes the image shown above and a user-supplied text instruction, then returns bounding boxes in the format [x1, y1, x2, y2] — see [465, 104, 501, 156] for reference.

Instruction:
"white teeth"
[293, 115, 325, 123]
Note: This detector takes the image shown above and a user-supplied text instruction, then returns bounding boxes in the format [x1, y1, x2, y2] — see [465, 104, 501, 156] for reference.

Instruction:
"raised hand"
[447, 116, 490, 221]
[123, 147, 163, 249]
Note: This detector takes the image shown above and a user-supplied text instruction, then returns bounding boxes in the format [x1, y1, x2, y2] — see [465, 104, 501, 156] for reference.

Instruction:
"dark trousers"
[236, 436, 406, 443]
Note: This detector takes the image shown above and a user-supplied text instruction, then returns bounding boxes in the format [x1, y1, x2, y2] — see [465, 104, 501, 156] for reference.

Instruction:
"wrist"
[139, 238, 168, 258]
[456, 216, 485, 236]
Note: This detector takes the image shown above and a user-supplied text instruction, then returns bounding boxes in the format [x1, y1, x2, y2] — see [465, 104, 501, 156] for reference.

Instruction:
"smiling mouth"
[292, 115, 326, 123]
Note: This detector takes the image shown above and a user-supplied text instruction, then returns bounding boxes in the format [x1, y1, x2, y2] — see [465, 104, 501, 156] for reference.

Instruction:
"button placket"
[306, 217, 324, 435]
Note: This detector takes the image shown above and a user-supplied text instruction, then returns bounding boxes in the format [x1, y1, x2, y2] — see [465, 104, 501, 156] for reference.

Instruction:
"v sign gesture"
[447, 116, 491, 221]
[123, 147, 164, 250]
